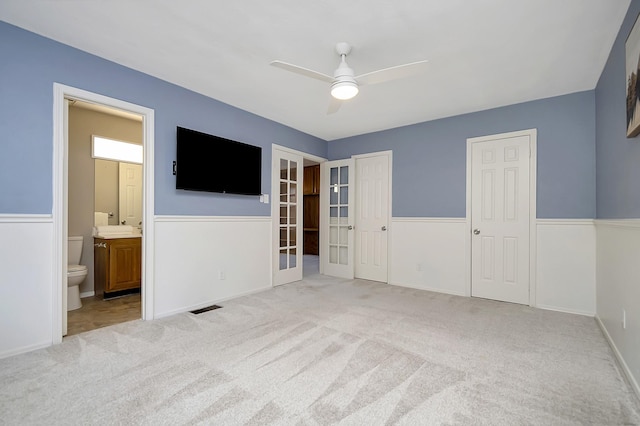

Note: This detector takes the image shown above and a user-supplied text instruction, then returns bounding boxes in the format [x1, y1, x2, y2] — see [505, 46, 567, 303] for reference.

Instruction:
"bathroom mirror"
[93, 133, 143, 228]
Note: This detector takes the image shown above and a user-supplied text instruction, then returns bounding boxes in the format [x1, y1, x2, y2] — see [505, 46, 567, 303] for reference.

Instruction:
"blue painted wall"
[1, 19, 603, 219]
[596, 0, 640, 218]
[0, 21, 326, 215]
[329, 91, 597, 218]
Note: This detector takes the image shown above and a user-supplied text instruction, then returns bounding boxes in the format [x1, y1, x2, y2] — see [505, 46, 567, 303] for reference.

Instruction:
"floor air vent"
[190, 305, 222, 314]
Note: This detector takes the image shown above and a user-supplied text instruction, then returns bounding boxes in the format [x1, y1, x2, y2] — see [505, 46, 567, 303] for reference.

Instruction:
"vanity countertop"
[94, 234, 141, 240]
[93, 225, 141, 239]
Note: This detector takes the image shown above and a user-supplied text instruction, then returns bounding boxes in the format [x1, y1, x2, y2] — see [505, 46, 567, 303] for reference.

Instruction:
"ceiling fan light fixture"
[331, 80, 359, 100]
[271, 42, 428, 113]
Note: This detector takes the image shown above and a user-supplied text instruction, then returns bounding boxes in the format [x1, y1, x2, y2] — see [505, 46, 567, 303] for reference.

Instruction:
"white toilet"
[67, 236, 87, 311]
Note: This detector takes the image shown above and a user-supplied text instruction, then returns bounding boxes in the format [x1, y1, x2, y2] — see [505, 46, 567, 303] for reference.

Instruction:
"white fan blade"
[270, 60, 334, 83]
[356, 60, 429, 86]
[327, 97, 342, 115]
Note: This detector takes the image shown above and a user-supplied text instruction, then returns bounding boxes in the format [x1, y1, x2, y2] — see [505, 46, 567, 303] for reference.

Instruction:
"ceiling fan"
[270, 42, 428, 114]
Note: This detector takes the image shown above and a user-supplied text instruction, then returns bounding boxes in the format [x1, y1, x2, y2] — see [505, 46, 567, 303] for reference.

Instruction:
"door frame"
[270, 144, 326, 285]
[465, 129, 537, 306]
[353, 150, 393, 283]
[52, 83, 155, 343]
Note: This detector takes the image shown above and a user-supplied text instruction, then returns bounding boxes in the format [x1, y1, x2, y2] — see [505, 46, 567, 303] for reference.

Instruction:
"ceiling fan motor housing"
[331, 72, 359, 100]
[333, 61, 356, 82]
[331, 48, 359, 100]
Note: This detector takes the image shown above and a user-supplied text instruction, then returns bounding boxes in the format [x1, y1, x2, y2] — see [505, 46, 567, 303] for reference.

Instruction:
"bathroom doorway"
[53, 83, 155, 343]
[65, 100, 143, 336]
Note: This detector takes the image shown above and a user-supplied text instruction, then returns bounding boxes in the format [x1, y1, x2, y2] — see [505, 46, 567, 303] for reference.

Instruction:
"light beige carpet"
[1, 274, 638, 425]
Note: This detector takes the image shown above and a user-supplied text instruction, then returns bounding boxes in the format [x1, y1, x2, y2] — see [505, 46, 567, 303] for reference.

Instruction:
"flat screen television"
[175, 126, 262, 195]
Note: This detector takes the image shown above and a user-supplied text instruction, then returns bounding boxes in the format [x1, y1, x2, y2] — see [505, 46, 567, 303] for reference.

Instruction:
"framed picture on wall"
[626, 13, 640, 137]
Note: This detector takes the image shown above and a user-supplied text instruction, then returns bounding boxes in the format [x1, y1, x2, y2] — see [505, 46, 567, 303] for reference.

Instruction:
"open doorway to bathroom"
[65, 100, 144, 337]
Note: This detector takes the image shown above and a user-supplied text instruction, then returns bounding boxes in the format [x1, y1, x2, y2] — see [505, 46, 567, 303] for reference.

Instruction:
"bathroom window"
[92, 136, 142, 164]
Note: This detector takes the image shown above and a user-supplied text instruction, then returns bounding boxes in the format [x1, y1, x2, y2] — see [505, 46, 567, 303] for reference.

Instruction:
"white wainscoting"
[389, 217, 596, 316]
[154, 216, 272, 317]
[595, 220, 640, 398]
[390, 218, 468, 296]
[0, 215, 55, 358]
[536, 219, 596, 316]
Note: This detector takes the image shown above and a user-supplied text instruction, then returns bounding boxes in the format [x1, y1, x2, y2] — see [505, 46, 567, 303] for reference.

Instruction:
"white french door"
[321, 159, 355, 279]
[272, 149, 303, 286]
[469, 131, 533, 305]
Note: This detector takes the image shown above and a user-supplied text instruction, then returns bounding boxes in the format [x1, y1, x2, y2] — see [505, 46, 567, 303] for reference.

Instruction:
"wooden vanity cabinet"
[94, 237, 141, 297]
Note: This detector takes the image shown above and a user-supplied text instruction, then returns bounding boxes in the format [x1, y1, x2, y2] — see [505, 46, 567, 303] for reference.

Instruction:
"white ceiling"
[0, 1, 631, 141]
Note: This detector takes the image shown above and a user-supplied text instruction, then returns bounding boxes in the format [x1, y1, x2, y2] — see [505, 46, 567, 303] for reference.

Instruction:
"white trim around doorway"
[52, 83, 155, 344]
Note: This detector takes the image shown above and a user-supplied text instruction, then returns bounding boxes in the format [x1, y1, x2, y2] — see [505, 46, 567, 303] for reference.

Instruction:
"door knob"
[347, 225, 353, 230]
[473, 229, 480, 235]
[121, 220, 126, 225]
[381, 226, 387, 231]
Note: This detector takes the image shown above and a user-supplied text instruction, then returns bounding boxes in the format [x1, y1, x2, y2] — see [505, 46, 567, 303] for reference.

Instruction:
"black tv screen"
[176, 127, 262, 195]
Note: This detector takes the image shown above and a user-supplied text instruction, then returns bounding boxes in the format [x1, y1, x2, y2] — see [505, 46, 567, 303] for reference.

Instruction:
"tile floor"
[66, 293, 141, 337]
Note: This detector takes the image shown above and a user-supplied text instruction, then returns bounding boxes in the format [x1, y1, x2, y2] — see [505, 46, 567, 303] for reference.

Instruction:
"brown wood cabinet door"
[303, 165, 320, 195]
[107, 238, 141, 292]
[304, 231, 319, 255]
[303, 165, 320, 255]
[303, 194, 319, 230]
[303, 166, 314, 195]
[312, 165, 320, 194]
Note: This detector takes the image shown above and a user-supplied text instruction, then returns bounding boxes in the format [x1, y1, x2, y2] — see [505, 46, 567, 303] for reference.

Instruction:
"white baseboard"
[0, 340, 51, 360]
[80, 291, 95, 298]
[536, 303, 594, 317]
[155, 285, 272, 319]
[596, 315, 640, 400]
[389, 281, 465, 297]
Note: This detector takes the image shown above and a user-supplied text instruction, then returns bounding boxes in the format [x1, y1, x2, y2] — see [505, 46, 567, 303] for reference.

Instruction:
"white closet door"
[354, 154, 390, 283]
[471, 134, 530, 304]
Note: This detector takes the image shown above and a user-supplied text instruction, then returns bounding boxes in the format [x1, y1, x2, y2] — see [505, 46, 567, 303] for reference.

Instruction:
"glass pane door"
[279, 158, 298, 270]
[321, 159, 354, 279]
[273, 150, 303, 286]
